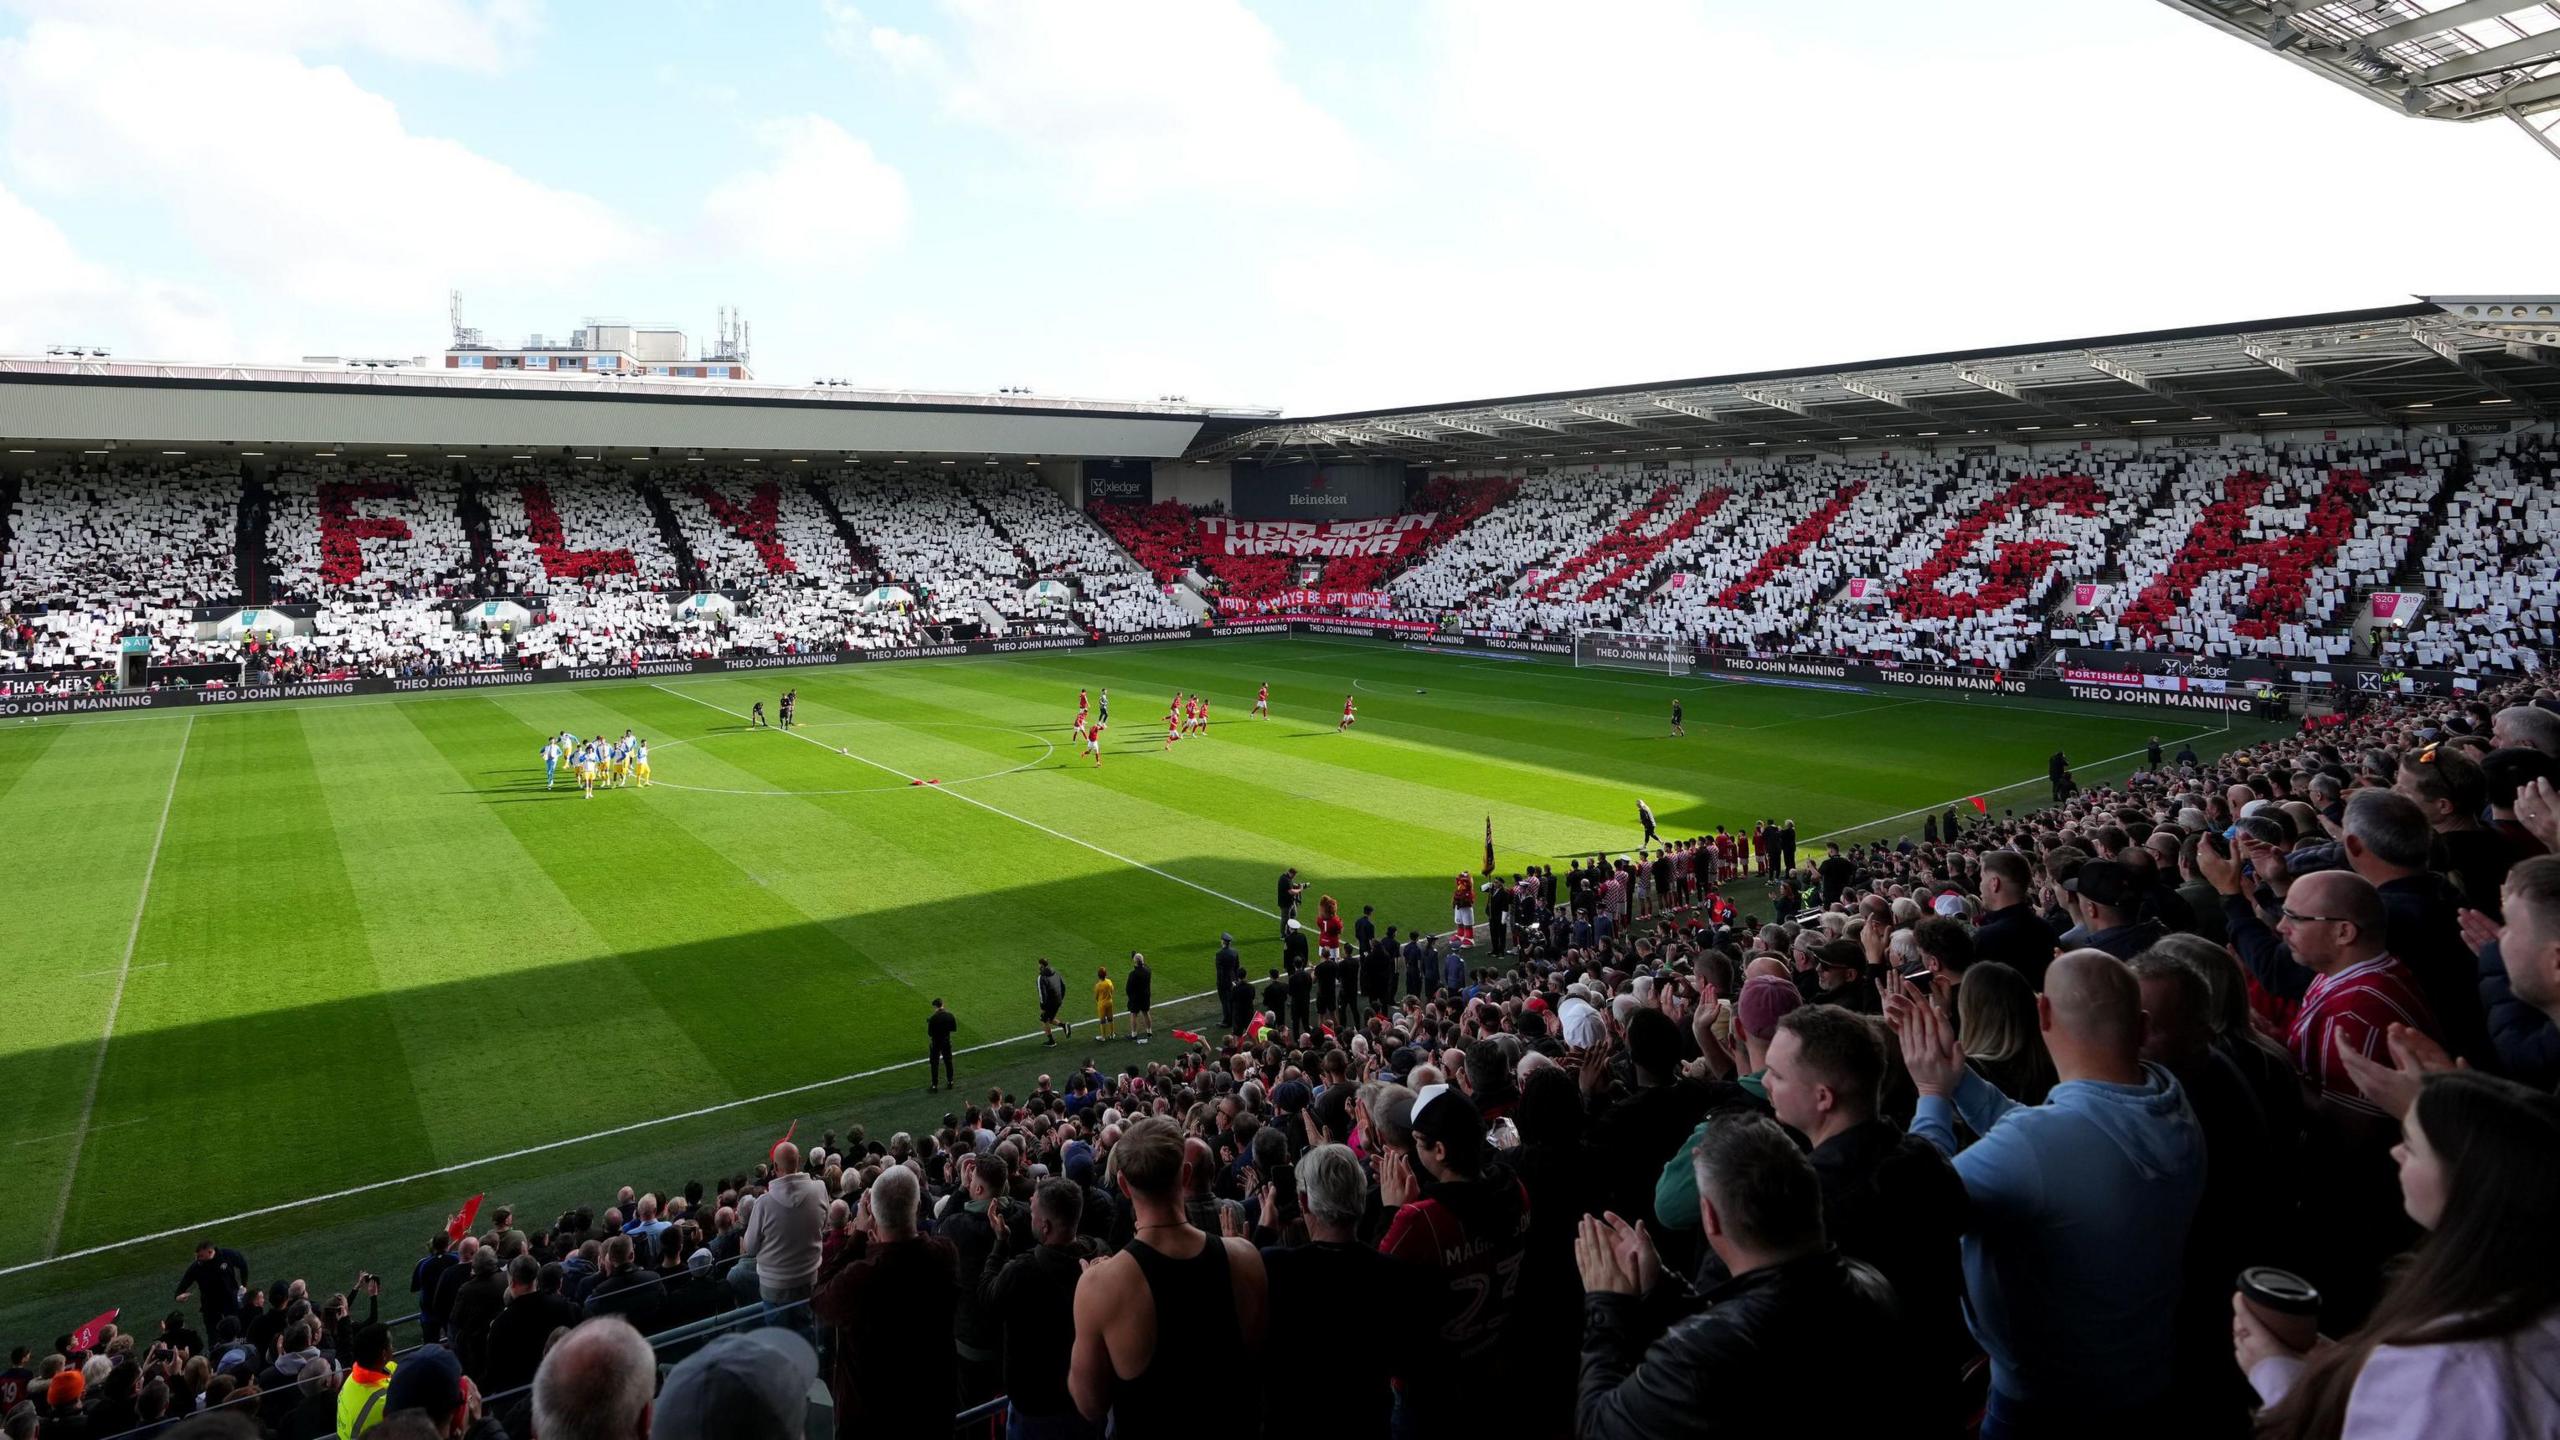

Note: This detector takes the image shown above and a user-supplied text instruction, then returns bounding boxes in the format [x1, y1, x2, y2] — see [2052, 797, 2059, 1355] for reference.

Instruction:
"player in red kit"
[1338, 693, 1355, 732]
[1253, 681, 1269, 717]
[1452, 871, 1476, 947]
[1085, 720, 1105, 767]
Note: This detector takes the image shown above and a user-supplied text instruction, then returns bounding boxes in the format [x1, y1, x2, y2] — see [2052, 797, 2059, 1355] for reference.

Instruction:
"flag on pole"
[446, 1194, 483, 1242]
[1484, 815, 1496, 874]
[69, 1309, 118, 1353]
[770, 1120, 797, 1163]
[1969, 796, 1988, 813]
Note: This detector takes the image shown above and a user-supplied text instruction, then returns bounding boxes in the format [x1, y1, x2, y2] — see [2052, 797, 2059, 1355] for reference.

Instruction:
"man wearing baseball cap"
[654, 1328, 818, 1440]
[1380, 1084, 1529, 1438]
[2062, 860, 2165, 962]
[377, 1343, 508, 1440]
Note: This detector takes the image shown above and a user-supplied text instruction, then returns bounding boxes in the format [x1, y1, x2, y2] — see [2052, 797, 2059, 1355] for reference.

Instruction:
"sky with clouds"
[1, 0, 2553, 415]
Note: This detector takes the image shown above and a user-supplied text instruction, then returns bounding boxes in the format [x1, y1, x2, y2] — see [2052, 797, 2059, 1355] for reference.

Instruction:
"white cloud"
[865, 0, 1370, 204]
[701, 115, 909, 266]
[0, 180, 239, 358]
[1229, 0, 2560, 411]
[0, 21, 644, 317]
[0, 0, 541, 73]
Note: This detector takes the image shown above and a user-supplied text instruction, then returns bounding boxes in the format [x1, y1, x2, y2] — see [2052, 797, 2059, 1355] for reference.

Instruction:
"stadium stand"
[7, 440, 2557, 688]
[19, 665, 2560, 1440]
[0, 460, 242, 675]
[2393, 437, 2560, 675]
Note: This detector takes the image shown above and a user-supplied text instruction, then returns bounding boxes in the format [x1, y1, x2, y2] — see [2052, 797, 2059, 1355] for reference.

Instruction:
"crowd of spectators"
[2082, 442, 2447, 663]
[2390, 437, 2559, 675]
[0, 463, 243, 675]
[15, 670, 2559, 1440]
[13, 438, 2559, 691]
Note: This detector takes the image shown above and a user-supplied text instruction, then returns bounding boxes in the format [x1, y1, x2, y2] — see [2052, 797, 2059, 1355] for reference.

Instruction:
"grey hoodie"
[738, 1171, 828, 1292]
[1913, 1061, 2205, 1408]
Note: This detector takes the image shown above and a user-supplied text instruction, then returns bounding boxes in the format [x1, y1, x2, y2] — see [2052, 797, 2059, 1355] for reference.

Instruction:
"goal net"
[1573, 629, 1692, 676]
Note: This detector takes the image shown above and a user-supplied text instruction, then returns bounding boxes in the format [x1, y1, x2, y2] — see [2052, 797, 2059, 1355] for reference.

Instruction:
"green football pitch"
[0, 635, 2272, 1334]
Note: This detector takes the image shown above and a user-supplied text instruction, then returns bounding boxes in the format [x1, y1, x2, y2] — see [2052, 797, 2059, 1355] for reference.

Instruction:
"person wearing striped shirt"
[2252, 871, 2442, 1116]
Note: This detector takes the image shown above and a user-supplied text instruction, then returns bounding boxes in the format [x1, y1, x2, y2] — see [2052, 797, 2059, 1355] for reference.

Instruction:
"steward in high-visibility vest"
[337, 1323, 396, 1438]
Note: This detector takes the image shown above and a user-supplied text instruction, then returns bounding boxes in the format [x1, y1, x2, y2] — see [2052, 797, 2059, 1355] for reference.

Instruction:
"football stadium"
[4, 4, 2560, 1439]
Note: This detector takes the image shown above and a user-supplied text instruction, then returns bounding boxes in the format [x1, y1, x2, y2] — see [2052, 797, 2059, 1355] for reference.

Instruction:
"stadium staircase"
[639, 480, 704, 590]
[236, 469, 269, 603]
[801, 478, 883, 580]
[2392, 442, 2470, 589]
[455, 473, 508, 596]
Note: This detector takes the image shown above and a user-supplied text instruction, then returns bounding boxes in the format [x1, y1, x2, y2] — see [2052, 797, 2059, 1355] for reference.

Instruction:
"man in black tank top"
[1070, 1117, 1266, 1437]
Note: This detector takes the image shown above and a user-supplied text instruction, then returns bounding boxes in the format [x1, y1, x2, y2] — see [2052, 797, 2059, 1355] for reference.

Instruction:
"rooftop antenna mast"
[448, 289, 482, 348]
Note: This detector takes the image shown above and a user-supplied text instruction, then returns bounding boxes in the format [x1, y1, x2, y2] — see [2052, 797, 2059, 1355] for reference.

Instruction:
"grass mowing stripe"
[0, 980, 1230, 1284]
[42, 714, 191, 1258]
[648, 681, 1280, 925]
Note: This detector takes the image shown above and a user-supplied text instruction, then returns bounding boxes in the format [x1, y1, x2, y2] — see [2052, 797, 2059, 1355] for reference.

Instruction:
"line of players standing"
[1066, 682, 1304, 768]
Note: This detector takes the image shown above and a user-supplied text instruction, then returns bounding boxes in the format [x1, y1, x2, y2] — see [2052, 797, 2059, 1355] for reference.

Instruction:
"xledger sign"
[1199, 515, 1439, 558]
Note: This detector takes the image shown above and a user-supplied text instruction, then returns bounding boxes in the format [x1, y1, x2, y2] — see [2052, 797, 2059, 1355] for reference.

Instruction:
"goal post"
[1572, 628, 1692, 677]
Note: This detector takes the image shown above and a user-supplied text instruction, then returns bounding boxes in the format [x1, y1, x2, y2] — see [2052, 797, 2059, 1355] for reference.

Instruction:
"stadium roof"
[2158, 0, 2560, 159]
[0, 358, 1278, 463]
[1186, 297, 2560, 465]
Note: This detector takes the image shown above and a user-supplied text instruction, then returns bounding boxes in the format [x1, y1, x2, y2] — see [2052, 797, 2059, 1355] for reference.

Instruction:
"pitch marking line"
[648, 721, 1055, 797]
[15, 1118, 145, 1147]
[1799, 720, 2226, 845]
[44, 713, 192, 1257]
[649, 683, 1273, 924]
[0, 985, 1228, 1280]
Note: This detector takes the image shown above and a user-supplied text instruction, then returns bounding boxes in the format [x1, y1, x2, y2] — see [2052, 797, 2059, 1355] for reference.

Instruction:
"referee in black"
[926, 997, 957, 1092]
[1670, 698, 1685, 737]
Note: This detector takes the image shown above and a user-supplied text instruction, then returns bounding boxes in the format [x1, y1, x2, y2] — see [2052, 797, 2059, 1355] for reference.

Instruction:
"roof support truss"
[2080, 353, 2253, 428]
[1567, 402, 1641, 426]
[2408, 324, 2549, 420]
[2236, 341, 2402, 427]
[1491, 409, 1566, 432]
[1835, 376, 2030, 444]
[1951, 367, 2129, 437]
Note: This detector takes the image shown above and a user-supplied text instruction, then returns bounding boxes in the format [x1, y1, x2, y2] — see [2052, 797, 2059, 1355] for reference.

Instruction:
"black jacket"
[580, 1267, 666, 1329]
[1973, 904, 2058, 986]
[1125, 964, 1152, 1011]
[985, 1241, 1094, 1419]
[448, 1271, 509, 1377]
[481, 1290, 582, 1393]
[941, 1198, 1030, 1356]
[1577, 1248, 1938, 1440]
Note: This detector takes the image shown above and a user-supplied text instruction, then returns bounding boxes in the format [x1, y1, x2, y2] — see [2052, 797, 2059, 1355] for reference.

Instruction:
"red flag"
[1483, 815, 1495, 875]
[1968, 796, 1988, 813]
[69, 1308, 118, 1353]
[445, 1194, 483, 1242]
[1171, 1028, 1204, 1046]
[769, 1120, 797, 1163]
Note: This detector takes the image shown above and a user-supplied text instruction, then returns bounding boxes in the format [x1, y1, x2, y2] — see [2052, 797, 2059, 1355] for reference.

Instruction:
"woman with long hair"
[1957, 961, 2058, 1105]
[2240, 1070, 2560, 1437]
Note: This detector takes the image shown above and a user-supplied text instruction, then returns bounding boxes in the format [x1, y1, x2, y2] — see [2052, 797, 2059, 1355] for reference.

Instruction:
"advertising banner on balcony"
[1218, 589, 1392, 615]
[2366, 591, 2427, 627]
[1199, 515, 1439, 558]
[1841, 578, 1887, 605]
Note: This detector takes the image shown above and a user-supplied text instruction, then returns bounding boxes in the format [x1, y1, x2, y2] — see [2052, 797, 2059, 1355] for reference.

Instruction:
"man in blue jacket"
[1888, 950, 2205, 1440]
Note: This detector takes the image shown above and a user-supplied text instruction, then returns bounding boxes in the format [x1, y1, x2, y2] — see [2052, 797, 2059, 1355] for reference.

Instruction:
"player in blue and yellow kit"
[542, 738, 561, 789]
[633, 738, 652, 787]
